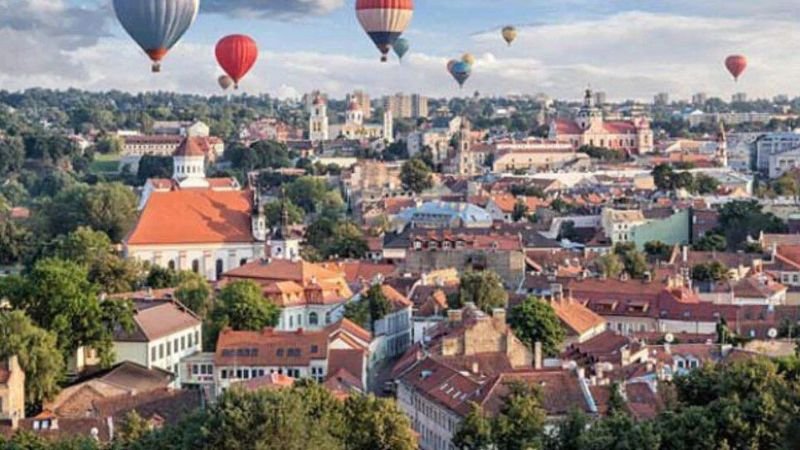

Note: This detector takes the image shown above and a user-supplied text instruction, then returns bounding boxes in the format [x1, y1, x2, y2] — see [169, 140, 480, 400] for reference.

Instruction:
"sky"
[1, 0, 800, 101]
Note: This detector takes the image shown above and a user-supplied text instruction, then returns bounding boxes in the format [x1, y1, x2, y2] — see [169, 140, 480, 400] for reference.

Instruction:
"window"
[195, 331, 199, 345]
[174, 339, 179, 353]
[192, 365, 199, 375]
[309, 312, 319, 326]
[181, 336, 186, 350]
[151, 347, 157, 362]
[192, 259, 200, 274]
[221, 369, 228, 379]
[159, 344, 164, 359]
[240, 258, 248, 266]
[216, 259, 224, 279]
[166, 342, 171, 356]
[289, 316, 294, 328]
[187, 333, 193, 348]
[168, 260, 176, 270]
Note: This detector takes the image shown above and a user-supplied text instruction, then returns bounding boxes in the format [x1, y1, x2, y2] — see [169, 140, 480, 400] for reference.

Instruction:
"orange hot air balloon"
[215, 35, 259, 89]
[725, 55, 747, 82]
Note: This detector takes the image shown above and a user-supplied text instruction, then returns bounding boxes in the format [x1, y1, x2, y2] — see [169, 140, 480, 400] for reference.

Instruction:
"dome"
[347, 100, 361, 112]
[173, 137, 206, 157]
[313, 95, 326, 106]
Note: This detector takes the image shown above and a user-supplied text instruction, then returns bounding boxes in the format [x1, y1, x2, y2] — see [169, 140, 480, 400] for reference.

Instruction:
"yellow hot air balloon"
[502, 26, 517, 46]
[462, 53, 475, 66]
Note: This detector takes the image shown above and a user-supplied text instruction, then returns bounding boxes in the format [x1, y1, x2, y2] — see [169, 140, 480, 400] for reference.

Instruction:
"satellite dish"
[664, 333, 675, 343]
[768, 328, 778, 339]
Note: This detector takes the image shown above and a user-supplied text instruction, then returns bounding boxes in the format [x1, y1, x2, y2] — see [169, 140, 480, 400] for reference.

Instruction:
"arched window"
[309, 312, 319, 326]
[215, 259, 224, 279]
[168, 260, 176, 270]
[191, 259, 200, 274]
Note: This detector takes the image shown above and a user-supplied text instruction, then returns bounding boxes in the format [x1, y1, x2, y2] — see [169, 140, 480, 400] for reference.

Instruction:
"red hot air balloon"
[215, 35, 259, 89]
[725, 55, 747, 82]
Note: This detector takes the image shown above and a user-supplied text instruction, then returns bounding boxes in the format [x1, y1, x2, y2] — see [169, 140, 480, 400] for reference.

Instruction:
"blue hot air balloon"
[449, 60, 472, 88]
[393, 38, 410, 61]
[113, 0, 200, 72]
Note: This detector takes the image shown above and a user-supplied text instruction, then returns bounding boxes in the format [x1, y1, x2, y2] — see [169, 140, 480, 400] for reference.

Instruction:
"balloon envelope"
[449, 61, 472, 87]
[502, 26, 517, 45]
[215, 35, 259, 89]
[218, 75, 233, 90]
[356, 0, 414, 62]
[725, 55, 747, 81]
[461, 53, 475, 66]
[393, 37, 410, 60]
[447, 59, 458, 73]
[113, 0, 199, 72]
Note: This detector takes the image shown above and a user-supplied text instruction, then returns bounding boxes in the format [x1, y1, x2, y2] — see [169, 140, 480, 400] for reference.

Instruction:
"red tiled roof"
[554, 119, 583, 135]
[126, 190, 254, 245]
[603, 121, 637, 134]
[174, 137, 208, 157]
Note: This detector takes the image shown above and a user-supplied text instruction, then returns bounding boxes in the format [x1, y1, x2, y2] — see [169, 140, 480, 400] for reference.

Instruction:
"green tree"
[343, 394, 417, 450]
[653, 164, 676, 191]
[175, 271, 212, 318]
[693, 233, 727, 252]
[0, 310, 64, 404]
[452, 403, 493, 450]
[458, 270, 508, 313]
[211, 281, 279, 338]
[344, 284, 391, 331]
[326, 221, 368, 259]
[596, 253, 624, 278]
[644, 241, 672, 261]
[2, 258, 133, 365]
[717, 200, 786, 251]
[286, 176, 331, 214]
[263, 199, 304, 228]
[400, 157, 434, 193]
[145, 265, 180, 289]
[116, 410, 152, 446]
[508, 297, 566, 357]
[657, 407, 719, 450]
[94, 135, 123, 154]
[492, 381, 546, 450]
[0, 136, 25, 176]
[694, 173, 720, 195]
[136, 155, 173, 184]
[0, 218, 32, 265]
[512, 200, 529, 222]
[691, 261, 729, 282]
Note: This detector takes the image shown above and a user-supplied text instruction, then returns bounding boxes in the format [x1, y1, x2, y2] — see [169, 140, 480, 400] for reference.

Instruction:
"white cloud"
[0, 6, 799, 102]
[202, 0, 345, 20]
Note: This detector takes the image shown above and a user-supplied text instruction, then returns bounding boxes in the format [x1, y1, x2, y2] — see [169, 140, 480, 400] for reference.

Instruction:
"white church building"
[124, 137, 267, 281]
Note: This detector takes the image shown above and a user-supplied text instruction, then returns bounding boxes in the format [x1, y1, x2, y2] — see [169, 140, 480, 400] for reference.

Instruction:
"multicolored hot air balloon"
[393, 37, 410, 61]
[725, 55, 747, 82]
[502, 26, 517, 46]
[449, 60, 472, 88]
[356, 0, 414, 62]
[215, 35, 259, 89]
[113, 0, 199, 73]
[218, 75, 233, 91]
[447, 59, 458, 73]
[461, 53, 475, 66]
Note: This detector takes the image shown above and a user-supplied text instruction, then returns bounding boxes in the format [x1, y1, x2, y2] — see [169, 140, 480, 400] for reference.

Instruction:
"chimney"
[447, 309, 463, 324]
[492, 308, 507, 324]
[534, 341, 543, 370]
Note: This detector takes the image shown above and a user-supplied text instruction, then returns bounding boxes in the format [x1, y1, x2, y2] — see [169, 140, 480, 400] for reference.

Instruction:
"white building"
[124, 138, 265, 282]
[308, 95, 330, 142]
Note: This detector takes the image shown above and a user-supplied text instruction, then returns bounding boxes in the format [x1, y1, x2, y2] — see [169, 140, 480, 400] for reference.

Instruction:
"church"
[309, 94, 393, 143]
[549, 89, 654, 155]
[124, 137, 269, 281]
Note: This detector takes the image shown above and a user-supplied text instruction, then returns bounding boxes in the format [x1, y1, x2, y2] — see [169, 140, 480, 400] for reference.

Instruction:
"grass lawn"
[90, 153, 121, 174]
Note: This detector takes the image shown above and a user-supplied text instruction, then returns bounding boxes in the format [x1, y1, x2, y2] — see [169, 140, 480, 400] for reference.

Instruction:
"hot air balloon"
[461, 53, 475, 66]
[449, 61, 472, 88]
[502, 26, 517, 46]
[447, 59, 458, 73]
[218, 75, 234, 90]
[393, 38, 410, 61]
[725, 55, 747, 82]
[113, 0, 199, 73]
[356, 0, 414, 62]
[215, 35, 259, 89]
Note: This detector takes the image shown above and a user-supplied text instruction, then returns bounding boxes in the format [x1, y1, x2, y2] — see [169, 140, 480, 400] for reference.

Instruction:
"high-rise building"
[411, 94, 428, 119]
[692, 92, 707, 106]
[594, 91, 607, 106]
[731, 92, 747, 103]
[654, 92, 669, 105]
[383, 93, 413, 119]
[347, 90, 372, 119]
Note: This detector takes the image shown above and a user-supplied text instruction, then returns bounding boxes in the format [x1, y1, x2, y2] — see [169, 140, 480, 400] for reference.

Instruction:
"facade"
[120, 134, 223, 172]
[628, 208, 692, 250]
[181, 319, 371, 397]
[0, 356, 24, 427]
[412, 94, 429, 119]
[768, 147, 800, 178]
[329, 101, 393, 142]
[403, 230, 526, 288]
[549, 89, 654, 154]
[357, 284, 413, 363]
[756, 131, 800, 171]
[600, 208, 647, 244]
[395, 201, 493, 230]
[124, 139, 264, 282]
[308, 95, 330, 142]
[222, 258, 354, 332]
[112, 297, 203, 381]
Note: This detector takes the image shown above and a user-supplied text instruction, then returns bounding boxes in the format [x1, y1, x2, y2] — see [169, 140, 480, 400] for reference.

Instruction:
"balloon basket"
[152, 63, 161, 73]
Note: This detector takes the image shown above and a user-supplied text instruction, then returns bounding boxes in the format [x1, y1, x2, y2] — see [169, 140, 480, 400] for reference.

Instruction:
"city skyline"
[2, 0, 800, 100]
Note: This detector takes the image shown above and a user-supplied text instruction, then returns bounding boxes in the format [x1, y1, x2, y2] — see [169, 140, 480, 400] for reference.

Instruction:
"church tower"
[716, 122, 728, 168]
[309, 95, 329, 142]
[455, 118, 475, 175]
[576, 88, 603, 131]
[172, 137, 209, 188]
[346, 100, 364, 127]
[251, 190, 268, 242]
[268, 191, 301, 260]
